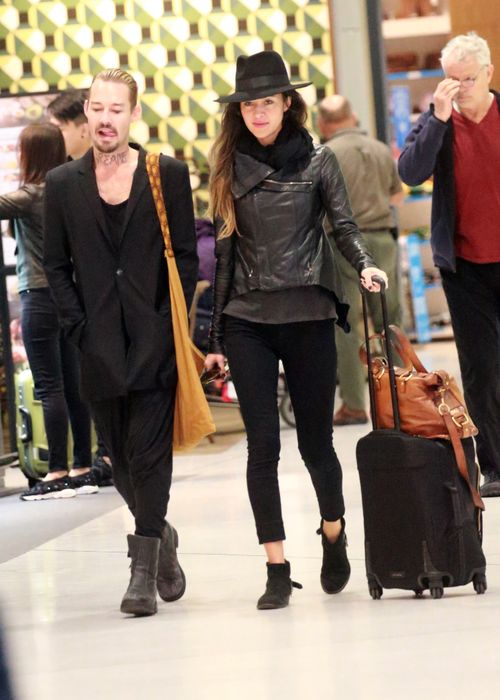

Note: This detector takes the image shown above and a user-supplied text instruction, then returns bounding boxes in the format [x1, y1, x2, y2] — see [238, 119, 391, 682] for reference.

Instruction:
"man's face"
[49, 116, 88, 159]
[442, 52, 493, 110]
[84, 79, 139, 154]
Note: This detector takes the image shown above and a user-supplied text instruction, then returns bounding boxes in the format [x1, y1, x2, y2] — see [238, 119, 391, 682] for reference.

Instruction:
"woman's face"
[240, 94, 291, 146]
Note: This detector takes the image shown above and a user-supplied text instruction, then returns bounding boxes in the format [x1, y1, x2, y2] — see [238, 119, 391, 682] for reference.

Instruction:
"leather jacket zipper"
[262, 179, 313, 186]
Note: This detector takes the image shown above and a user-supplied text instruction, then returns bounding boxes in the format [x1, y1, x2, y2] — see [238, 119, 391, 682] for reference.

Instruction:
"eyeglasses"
[200, 363, 229, 386]
[450, 66, 488, 88]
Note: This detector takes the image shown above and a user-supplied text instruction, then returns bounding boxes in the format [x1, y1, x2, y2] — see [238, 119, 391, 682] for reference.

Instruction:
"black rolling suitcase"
[356, 281, 487, 599]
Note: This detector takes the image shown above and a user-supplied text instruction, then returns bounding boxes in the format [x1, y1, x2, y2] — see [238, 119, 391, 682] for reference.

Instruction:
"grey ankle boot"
[120, 534, 160, 616]
[157, 521, 186, 602]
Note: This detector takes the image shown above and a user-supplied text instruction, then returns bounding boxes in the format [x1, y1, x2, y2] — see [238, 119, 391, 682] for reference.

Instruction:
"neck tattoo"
[95, 150, 128, 166]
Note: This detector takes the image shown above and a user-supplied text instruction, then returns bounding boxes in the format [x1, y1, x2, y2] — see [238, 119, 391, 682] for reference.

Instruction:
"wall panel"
[0, 0, 335, 209]
[449, 0, 500, 90]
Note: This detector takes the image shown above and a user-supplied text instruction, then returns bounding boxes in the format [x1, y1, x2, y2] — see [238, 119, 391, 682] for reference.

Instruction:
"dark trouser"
[91, 385, 176, 538]
[440, 258, 500, 476]
[224, 316, 345, 544]
[94, 426, 108, 458]
[20, 289, 92, 472]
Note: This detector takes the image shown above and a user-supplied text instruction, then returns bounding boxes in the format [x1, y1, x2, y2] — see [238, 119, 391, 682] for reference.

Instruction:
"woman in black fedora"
[205, 50, 387, 609]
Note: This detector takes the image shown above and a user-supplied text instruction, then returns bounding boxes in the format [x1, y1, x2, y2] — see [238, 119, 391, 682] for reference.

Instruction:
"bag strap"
[389, 324, 428, 373]
[145, 152, 174, 259]
[359, 332, 413, 374]
[145, 151, 194, 343]
[442, 409, 485, 511]
[432, 370, 484, 510]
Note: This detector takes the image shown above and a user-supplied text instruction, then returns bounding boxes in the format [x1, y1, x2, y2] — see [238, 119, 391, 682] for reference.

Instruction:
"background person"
[205, 51, 388, 610]
[317, 95, 404, 425]
[192, 217, 216, 353]
[0, 124, 95, 501]
[48, 89, 90, 160]
[48, 88, 113, 486]
[43, 69, 198, 616]
[398, 32, 500, 498]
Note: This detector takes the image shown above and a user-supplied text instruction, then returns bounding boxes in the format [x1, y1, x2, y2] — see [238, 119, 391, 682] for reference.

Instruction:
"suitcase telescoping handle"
[361, 275, 401, 432]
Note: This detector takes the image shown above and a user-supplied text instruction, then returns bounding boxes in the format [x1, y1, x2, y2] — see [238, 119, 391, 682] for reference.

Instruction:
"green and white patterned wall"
[0, 0, 334, 209]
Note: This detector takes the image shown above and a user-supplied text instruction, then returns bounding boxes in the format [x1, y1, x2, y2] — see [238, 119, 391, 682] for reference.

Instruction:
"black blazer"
[43, 145, 198, 401]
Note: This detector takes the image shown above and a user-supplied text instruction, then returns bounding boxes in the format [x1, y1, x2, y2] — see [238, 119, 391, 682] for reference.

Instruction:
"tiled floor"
[0, 341, 499, 700]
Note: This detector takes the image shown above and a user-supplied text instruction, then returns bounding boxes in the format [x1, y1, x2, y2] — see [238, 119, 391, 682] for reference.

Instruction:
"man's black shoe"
[91, 454, 113, 487]
[480, 472, 500, 498]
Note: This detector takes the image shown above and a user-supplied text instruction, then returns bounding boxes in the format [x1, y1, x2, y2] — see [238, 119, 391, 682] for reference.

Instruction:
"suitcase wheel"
[368, 582, 383, 600]
[430, 585, 444, 599]
[427, 574, 444, 599]
[473, 573, 487, 595]
[413, 588, 424, 598]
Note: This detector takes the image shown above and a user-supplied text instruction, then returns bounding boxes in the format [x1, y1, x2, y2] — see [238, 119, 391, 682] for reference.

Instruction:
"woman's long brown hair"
[209, 90, 308, 239]
[19, 123, 66, 185]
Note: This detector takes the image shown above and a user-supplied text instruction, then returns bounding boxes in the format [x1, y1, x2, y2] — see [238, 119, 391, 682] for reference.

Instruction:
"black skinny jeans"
[225, 316, 345, 544]
[20, 288, 92, 472]
[440, 258, 500, 476]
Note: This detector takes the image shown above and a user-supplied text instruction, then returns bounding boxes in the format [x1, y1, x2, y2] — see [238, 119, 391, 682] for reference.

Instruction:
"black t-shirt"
[100, 197, 128, 249]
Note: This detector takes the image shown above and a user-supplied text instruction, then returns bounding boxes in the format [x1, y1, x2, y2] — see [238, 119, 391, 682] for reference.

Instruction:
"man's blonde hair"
[90, 69, 138, 108]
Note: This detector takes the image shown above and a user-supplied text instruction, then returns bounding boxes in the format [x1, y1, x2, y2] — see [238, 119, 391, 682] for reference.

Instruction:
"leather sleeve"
[208, 221, 234, 355]
[319, 148, 377, 273]
[0, 186, 34, 219]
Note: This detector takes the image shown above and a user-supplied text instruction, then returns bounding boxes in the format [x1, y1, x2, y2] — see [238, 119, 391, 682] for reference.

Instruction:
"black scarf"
[236, 122, 314, 171]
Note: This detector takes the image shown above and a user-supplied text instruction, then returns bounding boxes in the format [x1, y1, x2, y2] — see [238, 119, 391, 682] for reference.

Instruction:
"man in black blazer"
[43, 69, 198, 617]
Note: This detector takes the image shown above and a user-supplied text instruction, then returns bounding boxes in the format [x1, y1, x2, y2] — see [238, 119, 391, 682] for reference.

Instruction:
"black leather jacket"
[209, 145, 376, 354]
[0, 184, 47, 292]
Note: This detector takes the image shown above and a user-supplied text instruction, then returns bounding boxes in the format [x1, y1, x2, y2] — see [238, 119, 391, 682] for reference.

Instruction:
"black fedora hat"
[216, 50, 312, 103]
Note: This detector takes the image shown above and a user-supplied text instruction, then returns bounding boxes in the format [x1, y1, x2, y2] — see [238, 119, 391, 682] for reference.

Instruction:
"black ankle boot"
[317, 518, 351, 594]
[257, 560, 302, 610]
[120, 534, 160, 616]
[157, 521, 186, 602]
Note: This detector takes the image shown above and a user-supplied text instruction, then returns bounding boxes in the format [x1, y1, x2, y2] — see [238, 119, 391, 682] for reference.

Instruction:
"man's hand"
[433, 78, 460, 122]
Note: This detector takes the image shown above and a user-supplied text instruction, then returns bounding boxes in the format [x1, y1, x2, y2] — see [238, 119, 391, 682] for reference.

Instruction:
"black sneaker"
[480, 472, 500, 498]
[20, 476, 76, 501]
[69, 470, 99, 495]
